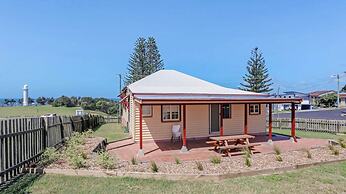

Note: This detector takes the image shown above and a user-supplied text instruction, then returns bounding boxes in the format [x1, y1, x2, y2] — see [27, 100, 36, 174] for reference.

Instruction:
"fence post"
[336, 121, 340, 133]
[58, 116, 64, 144]
[42, 117, 48, 149]
[279, 118, 282, 130]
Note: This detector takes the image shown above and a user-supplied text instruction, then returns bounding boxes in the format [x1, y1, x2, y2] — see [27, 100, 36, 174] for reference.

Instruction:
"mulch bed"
[46, 140, 346, 175]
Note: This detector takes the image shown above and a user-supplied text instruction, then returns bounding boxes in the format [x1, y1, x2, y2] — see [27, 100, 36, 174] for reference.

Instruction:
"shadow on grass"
[0, 173, 43, 194]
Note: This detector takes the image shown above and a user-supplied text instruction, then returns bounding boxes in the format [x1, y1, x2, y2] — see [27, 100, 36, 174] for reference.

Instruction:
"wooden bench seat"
[219, 143, 261, 151]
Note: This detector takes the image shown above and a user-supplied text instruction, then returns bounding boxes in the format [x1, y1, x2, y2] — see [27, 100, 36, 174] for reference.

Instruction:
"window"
[249, 104, 261, 115]
[142, 105, 152, 117]
[222, 104, 231, 118]
[161, 105, 180, 122]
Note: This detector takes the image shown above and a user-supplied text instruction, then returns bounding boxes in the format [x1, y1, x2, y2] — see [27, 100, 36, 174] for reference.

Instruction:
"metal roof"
[128, 70, 266, 96]
[134, 94, 302, 104]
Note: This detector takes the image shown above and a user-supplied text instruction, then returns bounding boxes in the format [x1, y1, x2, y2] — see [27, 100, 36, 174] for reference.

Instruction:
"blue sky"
[0, 1, 346, 98]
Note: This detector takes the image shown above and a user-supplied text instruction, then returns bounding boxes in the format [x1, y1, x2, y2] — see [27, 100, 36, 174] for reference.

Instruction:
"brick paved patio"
[107, 133, 329, 163]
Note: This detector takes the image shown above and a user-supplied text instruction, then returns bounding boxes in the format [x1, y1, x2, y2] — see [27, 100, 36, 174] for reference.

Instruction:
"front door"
[210, 104, 220, 133]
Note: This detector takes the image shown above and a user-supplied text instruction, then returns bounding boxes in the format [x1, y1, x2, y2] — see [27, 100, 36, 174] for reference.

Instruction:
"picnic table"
[207, 134, 260, 156]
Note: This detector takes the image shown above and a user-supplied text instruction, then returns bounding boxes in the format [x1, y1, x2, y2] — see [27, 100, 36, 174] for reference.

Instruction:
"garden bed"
[42, 132, 346, 178]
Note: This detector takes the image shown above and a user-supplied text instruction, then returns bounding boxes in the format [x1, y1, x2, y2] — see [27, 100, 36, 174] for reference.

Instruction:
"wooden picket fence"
[271, 118, 346, 134]
[103, 116, 119, 123]
[0, 115, 104, 185]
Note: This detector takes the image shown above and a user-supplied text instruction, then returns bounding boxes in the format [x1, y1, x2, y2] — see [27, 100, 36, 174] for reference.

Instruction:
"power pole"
[337, 74, 340, 108]
[332, 71, 346, 108]
[276, 86, 280, 119]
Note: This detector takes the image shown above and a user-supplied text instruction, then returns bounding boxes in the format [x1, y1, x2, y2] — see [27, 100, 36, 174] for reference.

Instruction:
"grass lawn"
[273, 128, 344, 140]
[0, 105, 108, 118]
[93, 123, 129, 142]
[3, 161, 344, 194]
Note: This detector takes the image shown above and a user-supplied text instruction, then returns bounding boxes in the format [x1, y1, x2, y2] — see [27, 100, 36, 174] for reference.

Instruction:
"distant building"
[276, 91, 311, 110]
[309, 90, 336, 107]
[340, 93, 346, 107]
[23, 84, 29, 106]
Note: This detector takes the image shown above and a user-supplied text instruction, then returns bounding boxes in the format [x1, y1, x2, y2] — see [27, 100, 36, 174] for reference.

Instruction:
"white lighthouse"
[23, 84, 29, 106]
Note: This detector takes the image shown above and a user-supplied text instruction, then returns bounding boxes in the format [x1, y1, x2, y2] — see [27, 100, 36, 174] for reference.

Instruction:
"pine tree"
[126, 37, 147, 84]
[341, 84, 346, 92]
[146, 37, 164, 74]
[125, 37, 164, 84]
[240, 47, 273, 93]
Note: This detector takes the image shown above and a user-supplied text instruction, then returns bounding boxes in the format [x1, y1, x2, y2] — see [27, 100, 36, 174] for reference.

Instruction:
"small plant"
[195, 161, 203, 171]
[97, 151, 115, 169]
[273, 146, 283, 162]
[69, 153, 87, 169]
[83, 129, 94, 138]
[175, 157, 181, 164]
[328, 144, 334, 150]
[210, 156, 221, 164]
[338, 138, 346, 148]
[332, 149, 340, 156]
[304, 148, 312, 159]
[243, 147, 252, 158]
[273, 146, 281, 155]
[39, 147, 60, 166]
[328, 144, 340, 155]
[245, 156, 251, 167]
[150, 161, 159, 173]
[329, 145, 340, 155]
[275, 154, 283, 162]
[65, 142, 87, 169]
[131, 156, 138, 165]
[68, 132, 85, 146]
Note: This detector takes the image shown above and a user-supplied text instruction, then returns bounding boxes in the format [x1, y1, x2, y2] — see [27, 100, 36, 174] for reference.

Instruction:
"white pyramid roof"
[127, 70, 264, 96]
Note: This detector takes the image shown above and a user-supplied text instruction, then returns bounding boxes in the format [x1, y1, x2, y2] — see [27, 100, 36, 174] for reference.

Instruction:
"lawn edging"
[41, 158, 346, 181]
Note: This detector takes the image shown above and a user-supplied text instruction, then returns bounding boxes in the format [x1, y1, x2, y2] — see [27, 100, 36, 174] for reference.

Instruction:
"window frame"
[249, 104, 261, 115]
[142, 105, 153, 117]
[161, 105, 181, 122]
[221, 104, 232, 119]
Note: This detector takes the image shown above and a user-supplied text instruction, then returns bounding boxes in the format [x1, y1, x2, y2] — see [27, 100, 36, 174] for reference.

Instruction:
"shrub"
[97, 151, 115, 169]
[131, 156, 138, 165]
[245, 156, 251, 167]
[273, 146, 281, 155]
[69, 153, 87, 169]
[275, 154, 283, 162]
[338, 138, 346, 148]
[150, 161, 158, 173]
[68, 132, 85, 146]
[210, 156, 221, 164]
[175, 157, 181, 164]
[65, 142, 87, 169]
[195, 161, 203, 171]
[329, 145, 340, 156]
[39, 147, 60, 166]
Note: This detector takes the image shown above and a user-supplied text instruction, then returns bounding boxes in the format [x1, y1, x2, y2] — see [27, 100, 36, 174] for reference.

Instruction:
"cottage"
[309, 90, 336, 107]
[120, 70, 301, 156]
